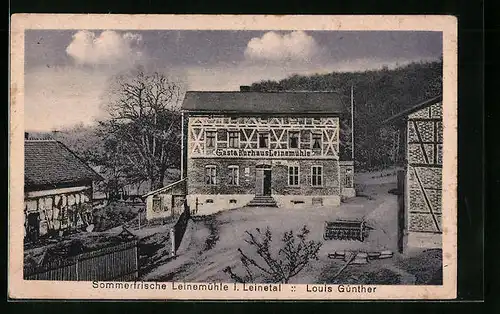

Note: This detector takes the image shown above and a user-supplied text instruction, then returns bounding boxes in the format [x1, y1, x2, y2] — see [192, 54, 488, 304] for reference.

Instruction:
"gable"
[25, 140, 103, 188]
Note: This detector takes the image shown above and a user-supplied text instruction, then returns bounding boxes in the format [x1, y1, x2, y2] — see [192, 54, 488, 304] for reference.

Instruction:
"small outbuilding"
[142, 178, 187, 221]
[24, 138, 104, 241]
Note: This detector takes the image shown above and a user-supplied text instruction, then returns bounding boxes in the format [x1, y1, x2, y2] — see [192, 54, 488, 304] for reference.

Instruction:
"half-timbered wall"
[188, 116, 340, 159]
[184, 114, 353, 214]
[24, 184, 94, 237]
[406, 102, 443, 235]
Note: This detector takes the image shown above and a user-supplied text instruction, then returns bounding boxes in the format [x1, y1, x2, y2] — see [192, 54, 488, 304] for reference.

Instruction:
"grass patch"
[397, 249, 443, 285]
[325, 265, 401, 285]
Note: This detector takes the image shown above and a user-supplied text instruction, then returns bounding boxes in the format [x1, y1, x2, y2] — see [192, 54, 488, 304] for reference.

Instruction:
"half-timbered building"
[178, 89, 355, 215]
[383, 95, 443, 250]
[24, 137, 104, 242]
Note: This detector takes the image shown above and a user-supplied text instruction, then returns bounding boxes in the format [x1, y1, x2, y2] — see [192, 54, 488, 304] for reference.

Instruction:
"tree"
[102, 69, 184, 190]
[223, 225, 322, 283]
[250, 60, 443, 171]
[50, 123, 103, 165]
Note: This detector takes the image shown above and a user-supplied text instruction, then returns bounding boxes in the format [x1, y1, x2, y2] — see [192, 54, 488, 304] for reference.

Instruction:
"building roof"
[382, 95, 443, 125]
[181, 91, 347, 114]
[25, 140, 104, 188]
[142, 178, 187, 198]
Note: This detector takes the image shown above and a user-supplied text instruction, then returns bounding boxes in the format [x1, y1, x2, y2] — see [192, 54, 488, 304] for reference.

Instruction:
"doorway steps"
[246, 195, 278, 207]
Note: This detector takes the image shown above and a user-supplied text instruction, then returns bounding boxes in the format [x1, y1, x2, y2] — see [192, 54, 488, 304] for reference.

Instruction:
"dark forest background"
[28, 59, 442, 196]
[250, 59, 443, 169]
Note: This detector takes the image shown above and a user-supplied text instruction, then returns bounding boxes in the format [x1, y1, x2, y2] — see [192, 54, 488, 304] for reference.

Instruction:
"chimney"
[239, 85, 251, 92]
[25, 132, 29, 140]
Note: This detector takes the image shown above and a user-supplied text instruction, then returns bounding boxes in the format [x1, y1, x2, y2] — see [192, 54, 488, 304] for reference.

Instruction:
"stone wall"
[187, 158, 341, 196]
[186, 194, 254, 215]
[186, 157, 343, 214]
[187, 158, 257, 195]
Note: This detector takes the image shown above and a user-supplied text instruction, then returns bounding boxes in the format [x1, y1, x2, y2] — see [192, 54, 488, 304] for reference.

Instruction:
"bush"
[224, 225, 322, 283]
[93, 201, 144, 231]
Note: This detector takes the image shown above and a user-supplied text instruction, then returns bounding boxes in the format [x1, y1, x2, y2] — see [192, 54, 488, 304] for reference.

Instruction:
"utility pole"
[170, 228, 176, 257]
[351, 85, 355, 161]
[180, 112, 184, 179]
[138, 212, 141, 230]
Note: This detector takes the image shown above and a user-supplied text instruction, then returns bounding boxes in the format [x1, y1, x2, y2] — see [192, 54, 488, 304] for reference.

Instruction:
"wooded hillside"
[250, 60, 443, 170]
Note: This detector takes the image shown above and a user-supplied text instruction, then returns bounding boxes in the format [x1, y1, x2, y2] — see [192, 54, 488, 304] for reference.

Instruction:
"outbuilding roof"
[181, 91, 347, 114]
[382, 95, 443, 125]
[25, 140, 104, 188]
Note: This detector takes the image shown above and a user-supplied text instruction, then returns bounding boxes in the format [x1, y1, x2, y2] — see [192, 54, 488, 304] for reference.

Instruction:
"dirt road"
[140, 171, 442, 284]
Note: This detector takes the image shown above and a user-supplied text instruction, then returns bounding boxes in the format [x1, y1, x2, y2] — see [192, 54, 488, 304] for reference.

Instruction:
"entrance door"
[255, 165, 272, 196]
[263, 170, 272, 196]
[27, 212, 40, 242]
[255, 170, 264, 195]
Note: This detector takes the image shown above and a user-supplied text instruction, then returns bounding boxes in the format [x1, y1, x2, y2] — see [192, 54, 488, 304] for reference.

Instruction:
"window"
[228, 131, 239, 148]
[312, 197, 323, 206]
[289, 131, 299, 149]
[258, 132, 269, 148]
[206, 131, 216, 148]
[152, 195, 162, 212]
[311, 165, 323, 186]
[288, 166, 300, 186]
[228, 165, 239, 185]
[312, 133, 322, 150]
[205, 165, 217, 185]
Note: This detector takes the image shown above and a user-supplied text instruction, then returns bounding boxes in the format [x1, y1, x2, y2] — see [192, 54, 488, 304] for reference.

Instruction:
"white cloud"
[244, 31, 322, 63]
[66, 30, 143, 66]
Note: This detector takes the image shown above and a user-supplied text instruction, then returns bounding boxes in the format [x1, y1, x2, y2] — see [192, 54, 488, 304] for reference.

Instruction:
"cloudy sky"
[24, 30, 442, 131]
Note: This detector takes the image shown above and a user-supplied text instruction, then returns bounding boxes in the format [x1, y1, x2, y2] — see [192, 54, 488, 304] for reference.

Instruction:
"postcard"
[9, 14, 457, 300]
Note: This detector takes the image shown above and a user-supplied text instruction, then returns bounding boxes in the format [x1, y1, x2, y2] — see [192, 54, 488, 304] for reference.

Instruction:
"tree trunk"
[150, 176, 162, 190]
[158, 168, 166, 188]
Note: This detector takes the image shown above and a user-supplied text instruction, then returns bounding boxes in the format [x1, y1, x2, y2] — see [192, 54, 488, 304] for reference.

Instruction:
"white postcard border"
[9, 14, 457, 300]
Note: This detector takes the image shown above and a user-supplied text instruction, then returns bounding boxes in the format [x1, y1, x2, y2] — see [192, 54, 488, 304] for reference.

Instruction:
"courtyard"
[24, 169, 441, 285]
[137, 169, 442, 285]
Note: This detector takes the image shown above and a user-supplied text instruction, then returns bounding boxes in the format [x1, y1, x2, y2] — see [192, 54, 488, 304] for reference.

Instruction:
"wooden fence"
[173, 205, 191, 252]
[24, 240, 138, 281]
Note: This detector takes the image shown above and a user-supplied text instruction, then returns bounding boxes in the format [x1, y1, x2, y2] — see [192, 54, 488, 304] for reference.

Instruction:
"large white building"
[144, 89, 356, 219]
